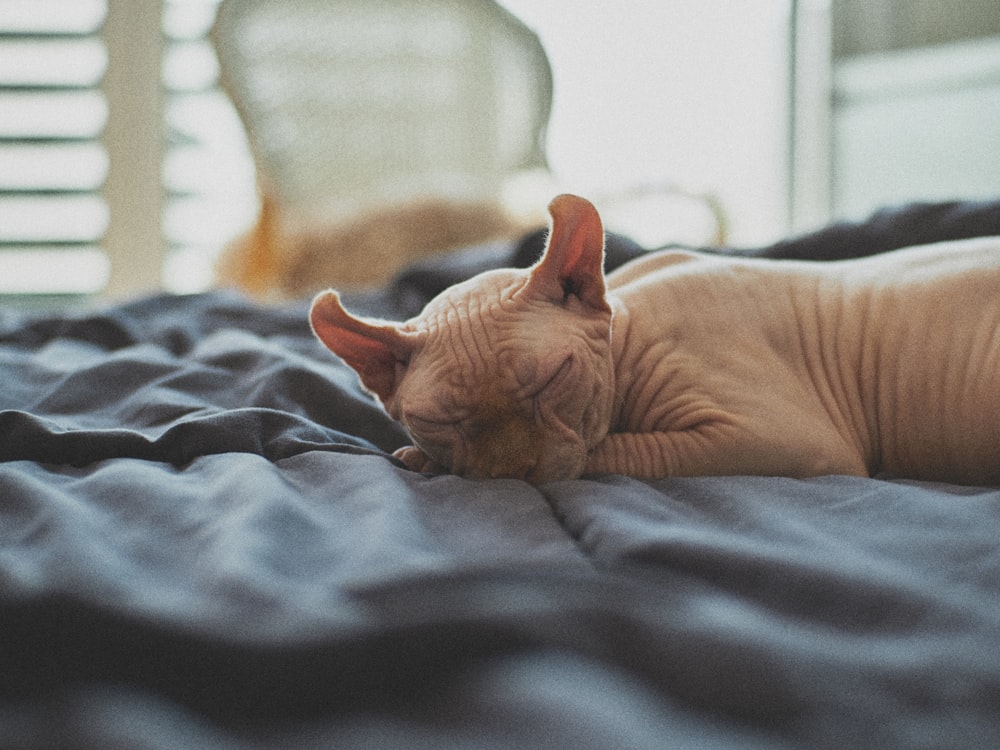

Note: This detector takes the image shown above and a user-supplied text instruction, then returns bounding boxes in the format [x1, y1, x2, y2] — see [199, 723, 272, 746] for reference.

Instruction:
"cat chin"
[525, 461, 586, 484]
[465, 458, 584, 484]
[514, 442, 589, 484]
[450, 444, 586, 484]
[399, 423, 589, 483]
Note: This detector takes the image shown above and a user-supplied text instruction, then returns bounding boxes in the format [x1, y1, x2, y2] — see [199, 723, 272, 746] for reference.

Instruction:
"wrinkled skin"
[310, 194, 617, 483]
[312, 194, 1000, 486]
[387, 276, 615, 482]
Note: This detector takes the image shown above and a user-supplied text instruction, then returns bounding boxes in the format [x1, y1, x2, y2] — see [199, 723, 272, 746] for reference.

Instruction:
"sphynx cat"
[310, 194, 1000, 485]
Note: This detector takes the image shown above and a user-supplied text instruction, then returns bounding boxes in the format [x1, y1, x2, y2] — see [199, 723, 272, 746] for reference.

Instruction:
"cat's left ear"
[526, 194, 610, 313]
[310, 290, 415, 405]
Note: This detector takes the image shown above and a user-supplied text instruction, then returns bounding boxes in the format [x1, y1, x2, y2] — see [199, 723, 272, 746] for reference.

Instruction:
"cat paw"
[393, 445, 446, 474]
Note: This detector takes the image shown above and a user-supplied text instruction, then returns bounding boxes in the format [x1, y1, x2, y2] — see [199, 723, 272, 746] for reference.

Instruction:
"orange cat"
[215, 193, 533, 300]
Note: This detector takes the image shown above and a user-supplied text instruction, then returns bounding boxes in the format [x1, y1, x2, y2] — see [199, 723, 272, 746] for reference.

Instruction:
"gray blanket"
[2, 200, 1000, 748]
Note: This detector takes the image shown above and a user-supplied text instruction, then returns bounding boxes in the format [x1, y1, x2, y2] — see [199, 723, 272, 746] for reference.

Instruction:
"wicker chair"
[212, 0, 552, 226]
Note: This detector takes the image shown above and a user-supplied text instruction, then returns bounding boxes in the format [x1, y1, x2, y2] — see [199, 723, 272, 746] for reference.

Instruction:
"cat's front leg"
[393, 445, 448, 475]
[585, 428, 762, 479]
[584, 432, 693, 478]
[585, 427, 866, 480]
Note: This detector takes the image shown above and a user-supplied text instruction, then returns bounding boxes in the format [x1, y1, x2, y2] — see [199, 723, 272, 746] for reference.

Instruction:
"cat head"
[310, 194, 617, 483]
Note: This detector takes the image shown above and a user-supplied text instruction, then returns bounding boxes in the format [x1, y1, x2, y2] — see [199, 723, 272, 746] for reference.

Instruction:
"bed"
[2, 200, 1000, 748]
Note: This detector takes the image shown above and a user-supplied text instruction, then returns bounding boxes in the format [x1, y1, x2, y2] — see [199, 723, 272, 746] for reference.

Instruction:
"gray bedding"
[2, 200, 1000, 748]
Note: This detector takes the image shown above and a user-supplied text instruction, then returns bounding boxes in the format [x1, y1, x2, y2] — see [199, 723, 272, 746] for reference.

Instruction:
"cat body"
[311, 194, 1000, 485]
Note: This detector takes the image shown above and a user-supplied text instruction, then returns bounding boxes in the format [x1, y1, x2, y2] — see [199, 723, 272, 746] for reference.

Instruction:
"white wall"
[500, 0, 793, 246]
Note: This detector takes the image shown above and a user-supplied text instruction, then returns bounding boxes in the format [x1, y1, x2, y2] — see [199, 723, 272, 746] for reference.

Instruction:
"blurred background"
[0, 0, 998, 300]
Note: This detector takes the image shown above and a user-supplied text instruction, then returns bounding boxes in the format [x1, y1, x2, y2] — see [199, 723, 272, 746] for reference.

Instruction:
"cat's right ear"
[310, 290, 414, 404]
[527, 194, 610, 313]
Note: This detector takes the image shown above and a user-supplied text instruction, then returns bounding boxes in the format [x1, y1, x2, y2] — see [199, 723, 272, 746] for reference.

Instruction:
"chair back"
[212, 0, 553, 223]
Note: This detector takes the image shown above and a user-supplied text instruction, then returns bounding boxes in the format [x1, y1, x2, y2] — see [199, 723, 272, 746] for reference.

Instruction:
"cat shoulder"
[605, 249, 708, 290]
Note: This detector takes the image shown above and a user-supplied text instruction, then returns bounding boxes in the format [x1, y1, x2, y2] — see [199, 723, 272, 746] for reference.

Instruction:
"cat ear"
[527, 194, 610, 313]
[310, 290, 414, 404]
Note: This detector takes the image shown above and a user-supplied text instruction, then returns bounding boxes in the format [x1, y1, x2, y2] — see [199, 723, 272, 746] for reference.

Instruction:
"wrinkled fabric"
[2, 200, 1000, 748]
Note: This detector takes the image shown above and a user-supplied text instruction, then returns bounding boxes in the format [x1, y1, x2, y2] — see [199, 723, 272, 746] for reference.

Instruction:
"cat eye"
[540, 355, 574, 393]
[402, 413, 453, 432]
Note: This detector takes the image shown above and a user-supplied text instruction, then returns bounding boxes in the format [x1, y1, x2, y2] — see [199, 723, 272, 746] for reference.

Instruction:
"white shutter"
[0, 0, 255, 300]
[0, 0, 111, 297]
[162, 0, 256, 294]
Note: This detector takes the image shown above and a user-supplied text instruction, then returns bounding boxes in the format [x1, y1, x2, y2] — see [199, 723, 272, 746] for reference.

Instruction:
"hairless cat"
[311, 194, 1000, 485]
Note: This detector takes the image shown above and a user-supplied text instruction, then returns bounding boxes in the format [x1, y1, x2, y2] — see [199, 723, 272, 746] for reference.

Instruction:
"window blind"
[162, 0, 255, 294]
[0, 0, 255, 299]
[0, 0, 110, 296]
